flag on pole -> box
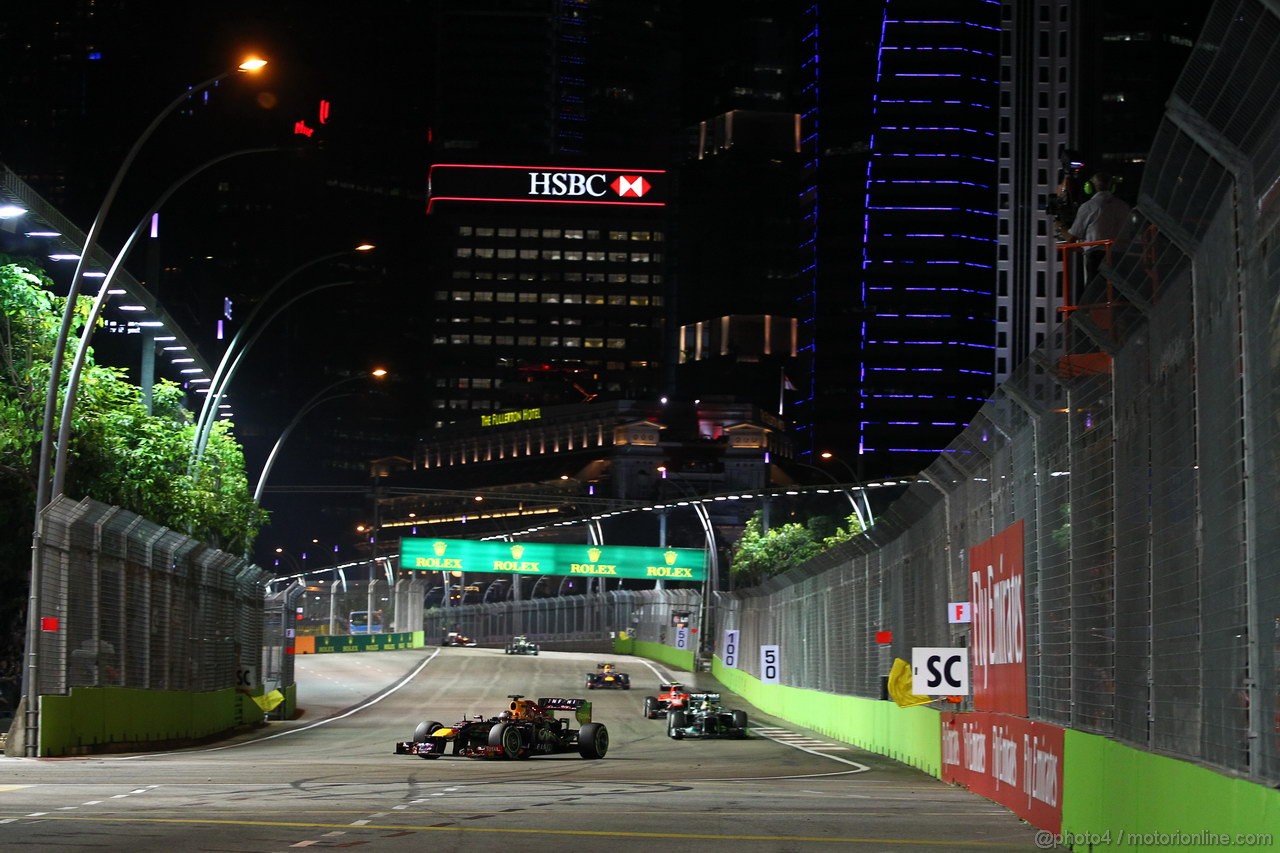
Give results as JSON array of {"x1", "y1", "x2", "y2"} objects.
[
  {"x1": 778, "y1": 368, "x2": 797, "y2": 415},
  {"x1": 887, "y1": 657, "x2": 934, "y2": 708}
]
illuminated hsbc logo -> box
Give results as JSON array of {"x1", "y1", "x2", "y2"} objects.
[
  {"x1": 527, "y1": 172, "x2": 652, "y2": 199},
  {"x1": 426, "y1": 163, "x2": 665, "y2": 212}
]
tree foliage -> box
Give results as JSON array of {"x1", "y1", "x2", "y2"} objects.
[
  {"x1": 729, "y1": 508, "x2": 865, "y2": 587},
  {"x1": 0, "y1": 256, "x2": 267, "y2": 555}
]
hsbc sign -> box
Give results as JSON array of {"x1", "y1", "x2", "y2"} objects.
[
  {"x1": 527, "y1": 172, "x2": 652, "y2": 199},
  {"x1": 428, "y1": 163, "x2": 665, "y2": 212}
]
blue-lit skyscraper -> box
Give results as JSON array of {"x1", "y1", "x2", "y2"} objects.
[{"x1": 794, "y1": 2, "x2": 1000, "y2": 478}]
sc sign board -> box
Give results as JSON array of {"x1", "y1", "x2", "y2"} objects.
[{"x1": 911, "y1": 647, "x2": 969, "y2": 696}]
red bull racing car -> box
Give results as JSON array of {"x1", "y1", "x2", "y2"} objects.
[
  {"x1": 585, "y1": 662, "x2": 631, "y2": 690},
  {"x1": 395, "y1": 695, "x2": 609, "y2": 760},
  {"x1": 666, "y1": 692, "x2": 748, "y2": 739},
  {"x1": 643, "y1": 681, "x2": 692, "y2": 718}
]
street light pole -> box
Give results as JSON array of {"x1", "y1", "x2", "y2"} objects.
[
  {"x1": 34, "y1": 57, "x2": 267, "y2": 514},
  {"x1": 50, "y1": 145, "x2": 280, "y2": 500},
  {"x1": 819, "y1": 451, "x2": 874, "y2": 529},
  {"x1": 251, "y1": 369, "x2": 388, "y2": 505},
  {"x1": 24, "y1": 56, "x2": 268, "y2": 758},
  {"x1": 190, "y1": 245, "x2": 374, "y2": 473}
]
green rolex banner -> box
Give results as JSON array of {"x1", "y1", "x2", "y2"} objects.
[{"x1": 400, "y1": 538, "x2": 706, "y2": 582}]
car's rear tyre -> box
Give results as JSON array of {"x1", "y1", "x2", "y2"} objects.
[
  {"x1": 667, "y1": 710, "x2": 686, "y2": 739},
  {"x1": 732, "y1": 710, "x2": 748, "y2": 730},
  {"x1": 488, "y1": 722, "x2": 523, "y2": 759},
  {"x1": 578, "y1": 722, "x2": 609, "y2": 759},
  {"x1": 643, "y1": 696, "x2": 656, "y2": 718}
]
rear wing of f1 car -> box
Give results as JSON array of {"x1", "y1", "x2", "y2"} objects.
[
  {"x1": 538, "y1": 697, "x2": 593, "y2": 725},
  {"x1": 687, "y1": 692, "x2": 722, "y2": 703}
]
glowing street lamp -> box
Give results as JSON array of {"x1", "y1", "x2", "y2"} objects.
[{"x1": 25, "y1": 55, "x2": 267, "y2": 758}]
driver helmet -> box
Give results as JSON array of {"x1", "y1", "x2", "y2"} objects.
[{"x1": 499, "y1": 710, "x2": 512, "y2": 720}]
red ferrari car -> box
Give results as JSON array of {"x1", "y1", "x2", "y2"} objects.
[{"x1": 643, "y1": 681, "x2": 691, "y2": 718}]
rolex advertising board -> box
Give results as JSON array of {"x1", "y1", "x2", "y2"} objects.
[{"x1": 400, "y1": 538, "x2": 705, "y2": 582}]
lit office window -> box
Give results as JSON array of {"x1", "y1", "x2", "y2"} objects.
[
  {"x1": 541, "y1": 336, "x2": 561, "y2": 346},
  {"x1": 542, "y1": 249, "x2": 561, "y2": 260},
  {"x1": 519, "y1": 293, "x2": 537, "y2": 303},
  {"x1": 628, "y1": 295, "x2": 650, "y2": 306},
  {"x1": 497, "y1": 292, "x2": 515, "y2": 302},
  {"x1": 565, "y1": 229, "x2": 584, "y2": 239},
  {"x1": 520, "y1": 228, "x2": 539, "y2": 238},
  {"x1": 451, "y1": 291, "x2": 470, "y2": 301},
  {"x1": 564, "y1": 250, "x2": 584, "y2": 261},
  {"x1": 586, "y1": 251, "x2": 605, "y2": 262},
  {"x1": 609, "y1": 273, "x2": 628, "y2": 284},
  {"x1": 476, "y1": 227, "x2": 494, "y2": 237},
  {"x1": 630, "y1": 231, "x2": 651, "y2": 241},
  {"x1": 608, "y1": 252, "x2": 627, "y2": 262},
  {"x1": 631, "y1": 253, "x2": 651, "y2": 263},
  {"x1": 452, "y1": 270, "x2": 471, "y2": 279},
  {"x1": 562, "y1": 293, "x2": 582, "y2": 304},
  {"x1": 563, "y1": 337, "x2": 581, "y2": 347},
  {"x1": 458, "y1": 226, "x2": 473, "y2": 236},
  {"x1": 518, "y1": 335, "x2": 537, "y2": 346},
  {"x1": 607, "y1": 338, "x2": 625, "y2": 349},
  {"x1": 584, "y1": 338, "x2": 604, "y2": 348},
  {"x1": 450, "y1": 334, "x2": 469, "y2": 344},
  {"x1": 541, "y1": 293, "x2": 560, "y2": 303},
  {"x1": 475, "y1": 247, "x2": 495, "y2": 259},
  {"x1": 609, "y1": 231, "x2": 628, "y2": 241},
  {"x1": 542, "y1": 229, "x2": 562, "y2": 238},
  {"x1": 456, "y1": 248, "x2": 473, "y2": 258},
  {"x1": 518, "y1": 249, "x2": 537, "y2": 260},
  {"x1": 586, "y1": 294, "x2": 605, "y2": 305},
  {"x1": 498, "y1": 228, "x2": 517, "y2": 238},
  {"x1": 608, "y1": 295, "x2": 626, "y2": 305}
]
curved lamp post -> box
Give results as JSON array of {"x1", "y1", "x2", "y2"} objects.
[
  {"x1": 50, "y1": 145, "x2": 280, "y2": 499},
  {"x1": 190, "y1": 246, "x2": 375, "y2": 473},
  {"x1": 252, "y1": 368, "x2": 388, "y2": 504},
  {"x1": 819, "y1": 451, "x2": 874, "y2": 529},
  {"x1": 657, "y1": 465, "x2": 720, "y2": 660},
  {"x1": 34, "y1": 56, "x2": 267, "y2": 513},
  {"x1": 25, "y1": 55, "x2": 267, "y2": 759}
]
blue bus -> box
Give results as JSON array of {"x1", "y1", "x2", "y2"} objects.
[{"x1": 348, "y1": 610, "x2": 382, "y2": 634}]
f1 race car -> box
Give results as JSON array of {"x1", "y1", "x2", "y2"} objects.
[
  {"x1": 395, "y1": 695, "x2": 609, "y2": 760},
  {"x1": 441, "y1": 631, "x2": 478, "y2": 647},
  {"x1": 666, "y1": 692, "x2": 748, "y2": 739},
  {"x1": 585, "y1": 662, "x2": 631, "y2": 690},
  {"x1": 504, "y1": 635, "x2": 540, "y2": 655},
  {"x1": 643, "y1": 681, "x2": 692, "y2": 718}
]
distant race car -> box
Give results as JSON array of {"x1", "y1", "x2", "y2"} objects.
[
  {"x1": 395, "y1": 694, "x2": 609, "y2": 760},
  {"x1": 504, "y1": 635, "x2": 540, "y2": 655},
  {"x1": 666, "y1": 692, "x2": 748, "y2": 739},
  {"x1": 441, "y1": 631, "x2": 478, "y2": 647},
  {"x1": 643, "y1": 681, "x2": 692, "y2": 718},
  {"x1": 585, "y1": 662, "x2": 631, "y2": 690}
]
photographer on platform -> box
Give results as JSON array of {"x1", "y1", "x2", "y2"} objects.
[{"x1": 1057, "y1": 171, "x2": 1132, "y2": 285}]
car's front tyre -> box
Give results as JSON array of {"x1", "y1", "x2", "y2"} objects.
[{"x1": 488, "y1": 723, "x2": 524, "y2": 759}]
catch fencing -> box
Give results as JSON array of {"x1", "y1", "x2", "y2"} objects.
[
  {"x1": 417, "y1": 587, "x2": 701, "y2": 648},
  {"x1": 30, "y1": 495, "x2": 269, "y2": 697},
  {"x1": 718, "y1": 0, "x2": 1280, "y2": 786}
]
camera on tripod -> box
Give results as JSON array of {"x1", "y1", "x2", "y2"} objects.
[{"x1": 1045, "y1": 149, "x2": 1086, "y2": 227}]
